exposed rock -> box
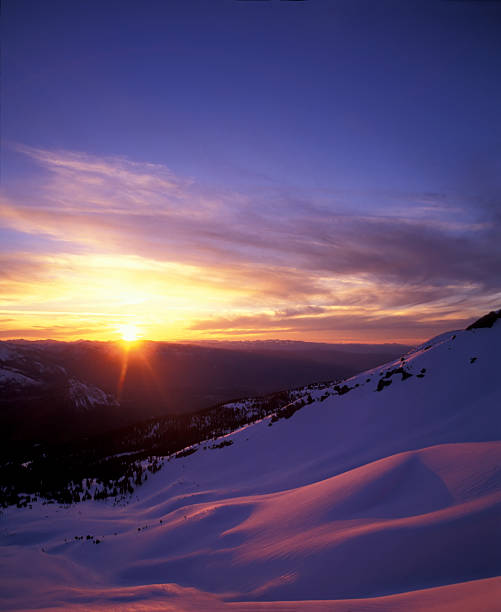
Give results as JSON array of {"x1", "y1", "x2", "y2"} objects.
[{"x1": 466, "y1": 310, "x2": 501, "y2": 330}]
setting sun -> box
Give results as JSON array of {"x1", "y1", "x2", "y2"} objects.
[{"x1": 118, "y1": 324, "x2": 140, "y2": 342}]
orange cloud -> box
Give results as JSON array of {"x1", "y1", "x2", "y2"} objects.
[{"x1": 1, "y1": 147, "x2": 499, "y2": 342}]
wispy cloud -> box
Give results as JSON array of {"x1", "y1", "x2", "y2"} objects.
[{"x1": 0, "y1": 146, "x2": 499, "y2": 342}]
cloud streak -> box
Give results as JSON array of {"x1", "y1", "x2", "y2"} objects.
[{"x1": 0, "y1": 146, "x2": 499, "y2": 342}]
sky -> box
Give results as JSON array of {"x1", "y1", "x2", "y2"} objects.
[{"x1": 1, "y1": 0, "x2": 500, "y2": 344}]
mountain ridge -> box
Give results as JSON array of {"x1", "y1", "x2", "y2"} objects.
[{"x1": 0, "y1": 338, "x2": 412, "y2": 442}]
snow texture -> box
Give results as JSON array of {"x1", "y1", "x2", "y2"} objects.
[
  {"x1": 0, "y1": 343, "x2": 117, "y2": 412},
  {"x1": 0, "y1": 367, "x2": 39, "y2": 387},
  {"x1": 67, "y1": 378, "x2": 118, "y2": 411},
  {"x1": 1, "y1": 322, "x2": 501, "y2": 610}
]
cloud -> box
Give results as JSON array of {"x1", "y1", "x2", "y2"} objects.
[
  {"x1": 188, "y1": 309, "x2": 474, "y2": 343},
  {"x1": 0, "y1": 326, "x2": 102, "y2": 340},
  {"x1": 0, "y1": 146, "x2": 499, "y2": 341}
]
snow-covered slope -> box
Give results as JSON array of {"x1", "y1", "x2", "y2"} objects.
[
  {"x1": 0, "y1": 342, "x2": 118, "y2": 442},
  {"x1": 1, "y1": 319, "x2": 501, "y2": 610},
  {"x1": 66, "y1": 377, "x2": 118, "y2": 412}
]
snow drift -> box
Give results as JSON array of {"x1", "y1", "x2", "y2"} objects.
[{"x1": 1, "y1": 317, "x2": 501, "y2": 610}]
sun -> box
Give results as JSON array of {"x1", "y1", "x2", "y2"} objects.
[{"x1": 118, "y1": 324, "x2": 140, "y2": 342}]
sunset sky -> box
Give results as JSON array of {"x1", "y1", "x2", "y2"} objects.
[{"x1": 1, "y1": 0, "x2": 500, "y2": 343}]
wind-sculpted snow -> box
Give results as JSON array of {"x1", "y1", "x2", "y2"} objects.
[{"x1": 1, "y1": 320, "x2": 501, "y2": 610}]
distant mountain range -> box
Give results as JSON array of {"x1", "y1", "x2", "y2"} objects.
[{"x1": 0, "y1": 338, "x2": 410, "y2": 441}]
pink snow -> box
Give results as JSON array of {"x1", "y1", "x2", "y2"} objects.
[{"x1": 1, "y1": 323, "x2": 500, "y2": 610}]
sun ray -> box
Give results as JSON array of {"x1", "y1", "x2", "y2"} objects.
[{"x1": 116, "y1": 344, "x2": 131, "y2": 400}]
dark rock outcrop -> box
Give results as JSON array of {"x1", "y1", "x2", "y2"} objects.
[{"x1": 466, "y1": 310, "x2": 501, "y2": 330}]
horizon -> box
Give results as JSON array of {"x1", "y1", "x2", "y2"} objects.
[
  {"x1": 1, "y1": 0, "x2": 500, "y2": 344},
  {"x1": 0, "y1": 335, "x2": 416, "y2": 347}
]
